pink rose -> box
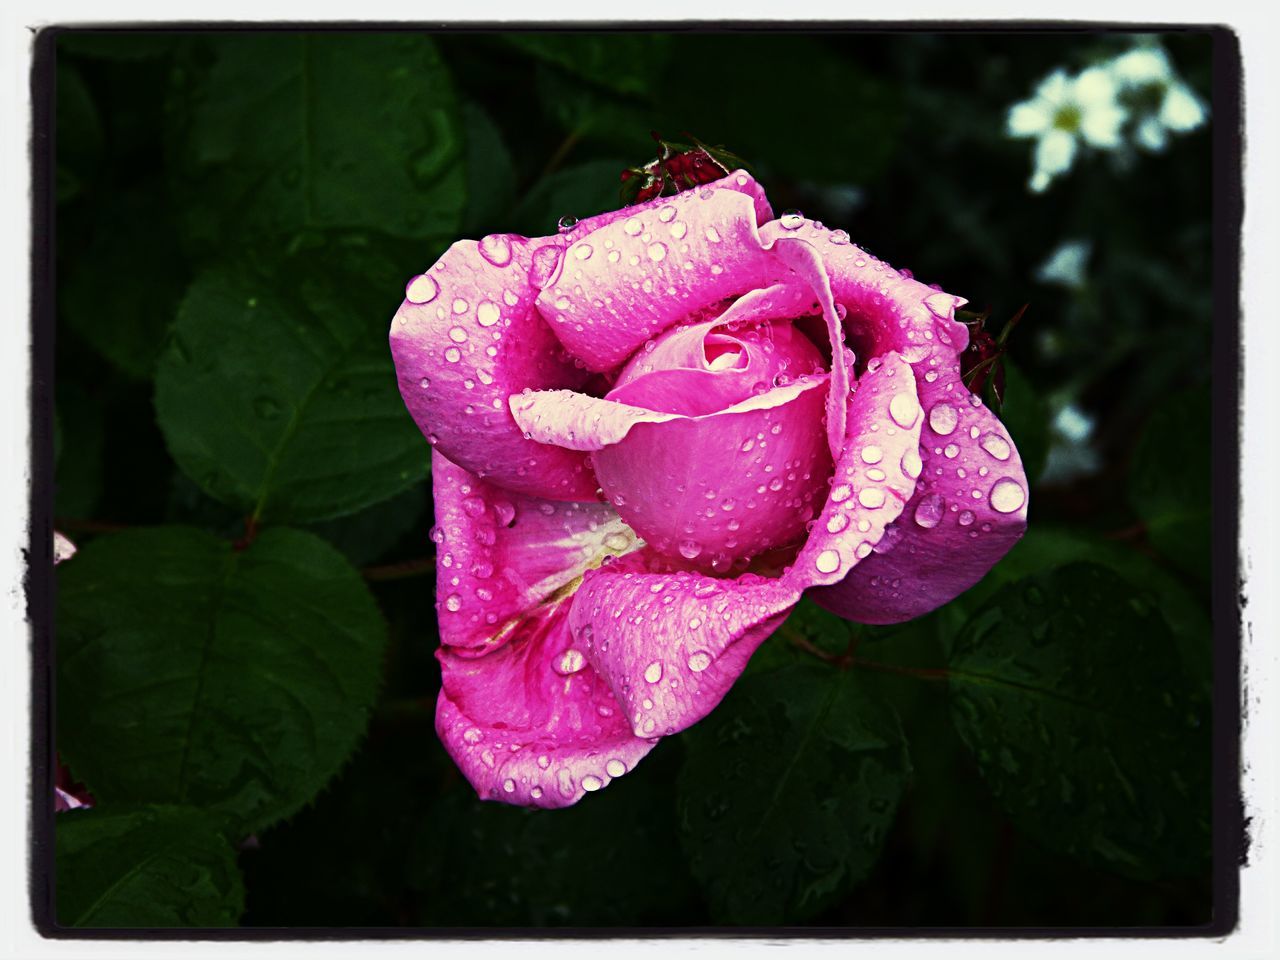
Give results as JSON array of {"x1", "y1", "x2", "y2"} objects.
[{"x1": 390, "y1": 171, "x2": 1027, "y2": 808}]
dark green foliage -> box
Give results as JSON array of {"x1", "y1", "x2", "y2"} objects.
[
  {"x1": 56, "y1": 805, "x2": 245, "y2": 927},
  {"x1": 57, "y1": 527, "x2": 388, "y2": 832},
  {"x1": 949, "y1": 563, "x2": 1211, "y2": 880},
  {"x1": 49, "y1": 28, "x2": 1218, "y2": 930},
  {"x1": 678, "y1": 665, "x2": 911, "y2": 923}
]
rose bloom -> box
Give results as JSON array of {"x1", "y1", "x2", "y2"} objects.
[{"x1": 390, "y1": 171, "x2": 1027, "y2": 807}]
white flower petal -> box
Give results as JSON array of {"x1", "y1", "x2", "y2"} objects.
[
  {"x1": 1073, "y1": 66, "x2": 1119, "y2": 107},
  {"x1": 1080, "y1": 103, "x2": 1128, "y2": 148},
  {"x1": 1034, "y1": 69, "x2": 1072, "y2": 106},
  {"x1": 1136, "y1": 115, "x2": 1169, "y2": 151},
  {"x1": 1007, "y1": 101, "x2": 1053, "y2": 137},
  {"x1": 1029, "y1": 170, "x2": 1052, "y2": 193},
  {"x1": 1035, "y1": 240, "x2": 1091, "y2": 289},
  {"x1": 1035, "y1": 128, "x2": 1077, "y2": 177},
  {"x1": 1111, "y1": 46, "x2": 1172, "y2": 87},
  {"x1": 1160, "y1": 83, "x2": 1206, "y2": 132}
]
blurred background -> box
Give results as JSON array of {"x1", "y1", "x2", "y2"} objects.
[{"x1": 50, "y1": 29, "x2": 1218, "y2": 929}]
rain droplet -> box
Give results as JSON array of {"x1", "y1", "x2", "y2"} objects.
[
  {"x1": 860, "y1": 445, "x2": 884, "y2": 464},
  {"x1": 779, "y1": 210, "x2": 804, "y2": 230},
  {"x1": 958, "y1": 509, "x2": 976, "y2": 526},
  {"x1": 648, "y1": 242, "x2": 667, "y2": 262},
  {"x1": 405, "y1": 274, "x2": 439, "y2": 304},
  {"x1": 980, "y1": 433, "x2": 1012, "y2": 461},
  {"x1": 581, "y1": 775, "x2": 603, "y2": 792},
  {"x1": 815, "y1": 549, "x2": 841, "y2": 574},
  {"x1": 479, "y1": 234, "x2": 513, "y2": 266},
  {"x1": 623, "y1": 217, "x2": 643, "y2": 236},
  {"x1": 859, "y1": 488, "x2": 886, "y2": 509},
  {"x1": 704, "y1": 226, "x2": 722, "y2": 243},
  {"x1": 658, "y1": 205, "x2": 677, "y2": 223},
  {"x1": 419, "y1": 376, "x2": 431, "y2": 389},
  {"x1": 687, "y1": 651, "x2": 712, "y2": 672},
  {"x1": 530, "y1": 245, "x2": 564, "y2": 287},
  {"x1": 603, "y1": 531, "x2": 631, "y2": 552},
  {"x1": 889, "y1": 392, "x2": 920, "y2": 428},
  {"x1": 503, "y1": 778, "x2": 516, "y2": 793},
  {"x1": 829, "y1": 229, "x2": 850, "y2": 245},
  {"x1": 989, "y1": 478, "x2": 1026, "y2": 514},
  {"x1": 901, "y1": 446, "x2": 923, "y2": 479},
  {"x1": 557, "y1": 214, "x2": 578, "y2": 231},
  {"x1": 644, "y1": 661, "x2": 663, "y2": 683},
  {"x1": 444, "y1": 346, "x2": 461, "y2": 363},
  {"x1": 929, "y1": 402, "x2": 958, "y2": 436},
  {"x1": 476, "y1": 301, "x2": 501, "y2": 327},
  {"x1": 452, "y1": 297, "x2": 468, "y2": 314},
  {"x1": 573, "y1": 243, "x2": 593, "y2": 260},
  {"x1": 943, "y1": 443, "x2": 960, "y2": 459},
  {"x1": 444, "y1": 593, "x2": 462, "y2": 612},
  {"x1": 555, "y1": 649, "x2": 587, "y2": 675},
  {"x1": 827, "y1": 513, "x2": 849, "y2": 533},
  {"x1": 831, "y1": 484, "x2": 853, "y2": 503},
  {"x1": 669, "y1": 221, "x2": 688, "y2": 240},
  {"x1": 606, "y1": 759, "x2": 627, "y2": 777},
  {"x1": 678, "y1": 538, "x2": 702, "y2": 559},
  {"x1": 448, "y1": 326, "x2": 468, "y2": 343},
  {"x1": 914, "y1": 493, "x2": 944, "y2": 529}
]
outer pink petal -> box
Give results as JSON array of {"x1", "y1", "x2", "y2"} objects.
[
  {"x1": 436, "y1": 599, "x2": 656, "y2": 809},
  {"x1": 534, "y1": 185, "x2": 788, "y2": 371},
  {"x1": 431, "y1": 451, "x2": 639, "y2": 656},
  {"x1": 390, "y1": 237, "x2": 598, "y2": 501},
  {"x1": 784, "y1": 351, "x2": 924, "y2": 591},
  {"x1": 567, "y1": 554, "x2": 800, "y2": 737},
  {"x1": 760, "y1": 220, "x2": 1029, "y2": 622}
]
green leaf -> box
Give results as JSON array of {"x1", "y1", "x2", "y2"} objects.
[
  {"x1": 59, "y1": 187, "x2": 190, "y2": 380},
  {"x1": 996, "y1": 357, "x2": 1049, "y2": 485},
  {"x1": 54, "y1": 380, "x2": 105, "y2": 520},
  {"x1": 510, "y1": 158, "x2": 632, "y2": 237},
  {"x1": 170, "y1": 33, "x2": 465, "y2": 252},
  {"x1": 460, "y1": 101, "x2": 516, "y2": 235},
  {"x1": 57, "y1": 526, "x2": 387, "y2": 831},
  {"x1": 1127, "y1": 387, "x2": 1210, "y2": 582},
  {"x1": 409, "y1": 747, "x2": 698, "y2": 926},
  {"x1": 949, "y1": 562, "x2": 1210, "y2": 880},
  {"x1": 504, "y1": 33, "x2": 671, "y2": 98},
  {"x1": 57, "y1": 31, "x2": 181, "y2": 61},
  {"x1": 678, "y1": 664, "x2": 910, "y2": 924},
  {"x1": 56, "y1": 805, "x2": 244, "y2": 927},
  {"x1": 305, "y1": 482, "x2": 427, "y2": 567},
  {"x1": 154, "y1": 261, "x2": 429, "y2": 524},
  {"x1": 55, "y1": 60, "x2": 103, "y2": 205}
]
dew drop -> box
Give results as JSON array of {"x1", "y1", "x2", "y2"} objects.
[
  {"x1": 405, "y1": 274, "x2": 439, "y2": 304},
  {"x1": 687, "y1": 651, "x2": 712, "y2": 672},
  {"x1": 913, "y1": 493, "x2": 944, "y2": 529},
  {"x1": 648, "y1": 242, "x2": 668, "y2": 262},
  {"x1": 644, "y1": 661, "x2": 663, "y2": 684},
  {"x1": 606, "y1": 759, "x2": 627, "y2": 777},
  {"x1": 452, "y1": 297, "x2": 469, "y2": 315},
  {"x1": 901, "y1": 446, "x2": 923, "y2": 479},
  {"x1": 479, "y1": 234, "x2": 513, "y2": 266},
  {"x1": 448, "y1": 326, "x2": 468, "y2": 343},
  {"x1": 944, "y1": 443, "x2": 960, "y2": 459},
  {"x1": 444, "y1": 593, "x2": 462, "y2": 612},
  {"x1": 929, "y1": 402, "x2": 958, "y2": 436},
  {"x1": 658, "y1": 205, "x2": 677, "y2": 223},
  {"x1": 860, "y1": 445, "x2": 884, "y2": 465},
  {"x1": 678, "y1": 538, "x2": 702, "y2": 559},
  {"x1": 444, "y1": 346, "x2": 461, "y2": 363},
  {"x1": 503, "y1": 778, "x2": 516, "y2": 793},
  {"x1": 623, "y1": 217, "x2": 643, "y2": 236},
  {"x1": 815, "y1": 549, "x2": 841, "y2": 574},
  {"x1": 581, "y1": 775, "x2": 603, "y2": 792},
  {"x1": 831, "y1": 483, "x2": 853, "y2": 503},
  {"x1": 779, "y1": 210, "x2": 804, "y2": 230},
  {"x1": 980, "y1": 433, "x2": 1012, "y2": 461},
  {"x1": 827, "y1": 513, "x2": 849, "y2": 533},
  {"x1": 669, "y1": 221, "x2": 688, "y2": 240},
  {"x1": 555, "y1": 649, "x2": 587, "y2": 675},
  {"x1": 989, "y1": 478, "x2": 1026, "y2": 514},
  {"x1": 958, "y1": 509, "x2": 976, "y2": 526},
  {"x1": 476, "y1": 301, "x2": 501, "y2": 327},
  {"x1": 573, "y1": 243, "x2": 593, "y2": 261},
  {"x1": 889, "y1": 392, "x2": 920, "y2": 428},
  {"x1": 859, "y1": 488, "x2": 886, "y2": 509}
]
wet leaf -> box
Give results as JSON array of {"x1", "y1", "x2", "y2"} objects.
[
  {"x1": 56, "y1": 804, "x2": 243, "y2": 927},
  {"x1": 949, "y1": 562, "x2": 1210, "y2": 880},
  {"x1": 57, "y1": 526, "x2": 387, "y2": 831},
  {"x1": 678, "y1": 664, "x2": 910, "y2": 923}
]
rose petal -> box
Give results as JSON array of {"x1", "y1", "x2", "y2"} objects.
[
  {"x1": 436, "y1": 600, "x2": 656, "y2": 808},
  {"x1": 785, "y1": 351, "x2": 923, "y2": 590},
  {"x1": 54, "y1": 531, "x2": 77, "y2": 564},
  {"x1": 568, "y1": 554, "x2": 800, "y2": 737},
  {"x1": 431, "y1": 451, "x2": 640, "y2": 656},
  {"x1": 391, "y1": 237, "x2": 598, "y2": 501},
  {"x1": 535, "y1": 186, "x2": 789, "y2": 371},
  {"x1": 811, "y1": 391, "x2": 1028, "y2": 623}
]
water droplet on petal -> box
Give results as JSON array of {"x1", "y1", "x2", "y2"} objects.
[
  {"x1": 831, "y1": 483, "x2": 853, "y2": 503},
  {"x1": 678, "y1": 538, "x2": 702, "y2": 559},
  {"x1": 573, "y1": 243, "x2": 593, "y2": 261},
  {"x1": 623, "y1": 217, "x2": 643, "y2": 236},
  {"x1": 448, "y1": 326, "x2": 468, "y2": 343},
  {"x1": 581, "y1": 774, "x2": 603, "y2": 792},
  {"x1": 503, "y1": 778, "x2": 516, "y2": 793},
  {"x1": 658, "y1": 204, "x2": 677, "y2": 222},
  {"x1": 779, "y1": 210, "x2": 804, "y2": 230},
  {"x1": 704, "y1": 226, "x2": 722, "y2": 243},
  {"x1": 648, "y1": 242, "x2": 667, "y2": 262},
  {"x1": 555, "y1": 649, "x2": 587, "y2": 675},
  {"x1": 815, "y1": 549, "x2": 841, "y2": 573},
  {"x1": 929, "y1": 402, "x2": 958, "y2": 436},
  {"x1": 606, "y1": 759, "x2": 627, "y2": 777},
  {"x1": 958, "y1": 509, "x2": 976, "y2": 526},
  {"x1": 479, "y1": 234, "x2": 513, "y2": 266},
  {"x1": 444, "y1": 593, "x2": 462, "y2": 612},
  {"x1": 924, "y1": 292, "x2": 955, "y2": 318},
  {"x1": 901, "y1": 446, "x2": 923, "y2": 479},
  {"x1": 861, "y1": 445, "x2": 884, "y2": 464},
  {"x1": 980, "y1": 433, "x2": 1012, "y2": 461},
  {"x1": 859, "y1": 488, "x2": 886, "y2": 509},
  {"x1": 405, "y1": 274, "x2": 439, "y2": 304},
  {"x1": 687, "y1": 651, "x2": 712, "y2": 672},
  {"x1": 444, "y1": 346, "x2": 461, "y2": 363},
  {"x1": 644, "y1": 661, "x2": 663, "y2": 684},
  {"x1": 452, "y1": 297, "x2": 469, "y2": 315},
  {"x1": 990, "y1": 477, "x2": 1026, "y2": 514},
  {"x1": 889, "y1": 392, "x2": 920, "y2": 428},
  {"x1": 914, "y1": 493, "x2": 944, "y2": 529},
  {"x1": 476, "y1": 301, "x2": 501, "y2": 327},
  {"x1": 827, "y1": 513, "x2": 849, "y2": 533}
]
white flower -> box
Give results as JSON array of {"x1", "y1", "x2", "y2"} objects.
[
  {"x1": 1160, "y1": 82, "x2": 1207, "y2": 132},
  {"x1": 1036, "y1": 240, "x2": 1091, "y2": 289},
  {"x1": 1007, "y1": 66, "x2": 1127, "y2": 192},
  {"x1": 1110, "y1": 45, "x2": 1173, "y2": 88}
]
